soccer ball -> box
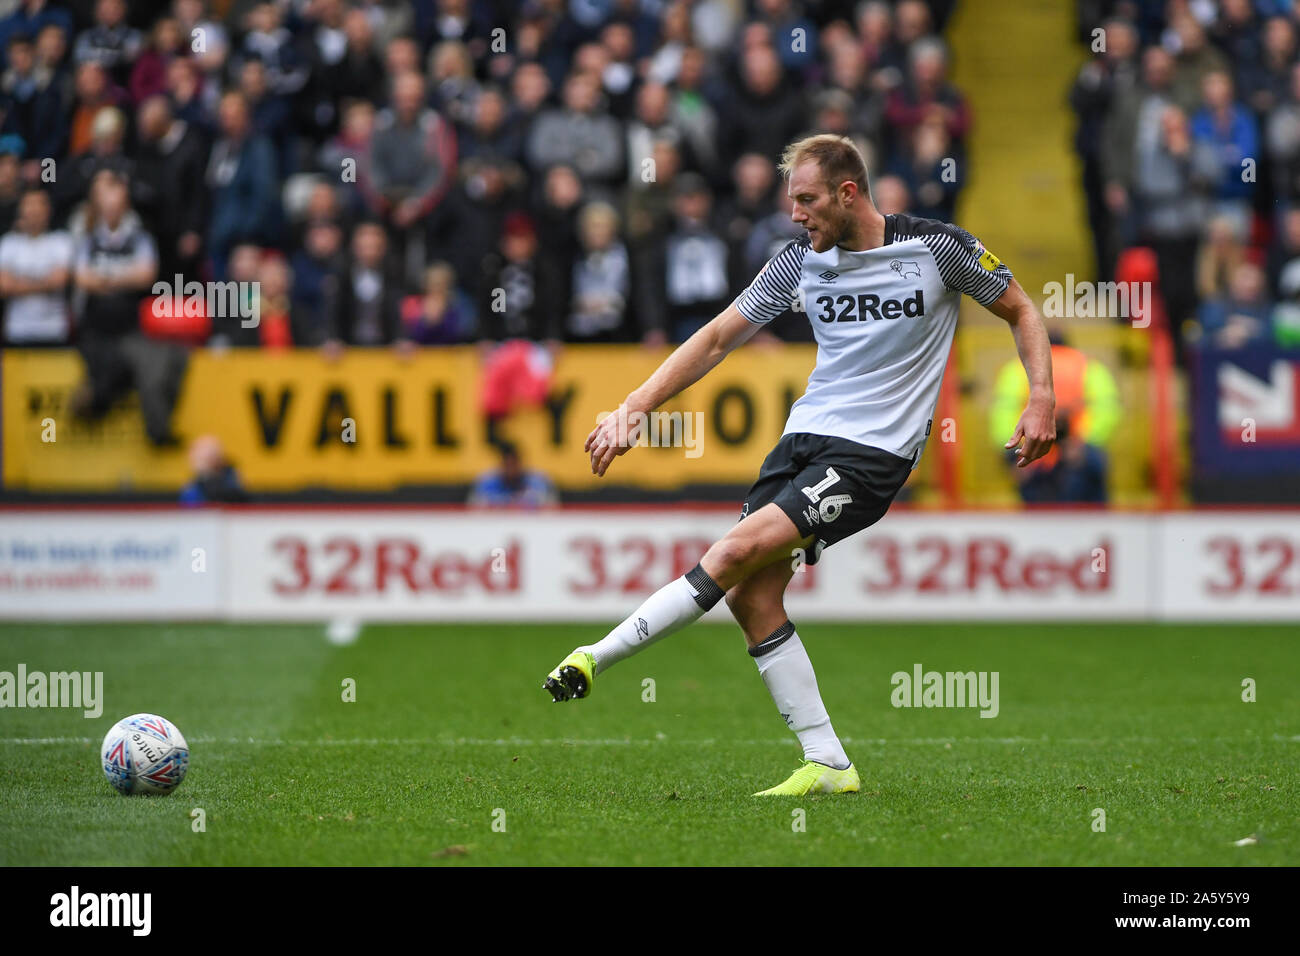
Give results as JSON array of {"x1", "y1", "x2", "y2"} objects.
[{"x1": 101, "y1": 714, "x2": 190, "y2": 796}]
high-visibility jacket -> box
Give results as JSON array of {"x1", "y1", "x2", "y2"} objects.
[{"x1": 990, "y1": 345, "x2": 1122, "y2": 451}]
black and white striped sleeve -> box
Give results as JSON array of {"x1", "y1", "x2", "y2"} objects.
[
  {"x1": 732, "y1": 237, "x2": 809, "y2": 324},
  {"x1": 920, "y1": 225, "x2": 1013, "y2": 305}
]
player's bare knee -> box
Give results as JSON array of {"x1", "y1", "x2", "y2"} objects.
[{"x1": 703, "y1": 534, "x2": 760, "y2": 582}]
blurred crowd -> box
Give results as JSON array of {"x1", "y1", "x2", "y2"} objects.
[
  {"x1": 1073, "y1": 0, "x2": 1300, "y2": 351},
  {"x1": 0, "y1": 0, "x2": 967, "y2": 364}
]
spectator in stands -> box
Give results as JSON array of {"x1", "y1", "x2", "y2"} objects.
[
  {"x1": 428, "y1": 40, "x2": 478, "y2": 131},
  {"x1": 73, "y1": 0, "x2": 142, "y2": 88},
  {"x1": 401, "y1": 260, "x2": 475, "y2": 345},
  {"x1": 253, "y1": 253, "x2": 294, "y2": 348},
  {"x1": 70, "y1": 168, "x2": 185, "y2": 445},
  {"x1": 301, "y1": 2, "x2": 383, "y2": 144},
  {"x1": 883, "y1": 37, "x2": 969, "y2": 164},
  {"x1": 298, "y1": 1, "x2": 347, "y2": 135},
  {"x1": 365, "y1": 70, "x2": 456, "y2": 287},
  {"x1": 320, "y1": 96, "x2": 373, "y2": 221},
  {"x1": 824, "y1": 28, "x2": 887, "y2": 142},
  {"x1": 854, "y1": 0, "x2": 906, "y2": 91},
  {"x1": 1197, "y1": 260, "x2": 1273, "y2": 349},
  {"x1": 1212, "y1": 0, "x2": 1261, "y2": 105},
  {"x1": 2, "y1": 30, "x2": 64, "y2": 163},
  {"x1": 595, "y1": 21, "x2": 639, "y2": 121},
  {"x1": 531, "y1": 160, "x2": 581, "y2": 324},
  {"x1": 329, "y1": 219, "x2": 402, "y2": 348},
  {"x1": 129, "y1": 15, "x2": 181, "y2": 105},
  {"x1": 235, "y1": 1, "x2": 307, "y2": 100},
  {"x1": 1166, "y1": 13, "x2": 1229, "y2": 112},
  {"x1": 428, "y1": 153, "x2": 520, "y2": 304},
  {"x1": 718, "y1": 152, "x2": 777, "y2": 290},
  {"x1": 206, "y1": 89, "x2": 280, "y2": 280},
  {"x1": 0, "y1": 186, "x2": 73, "y2": 344},
  {"x1": 1101, "y1": 47, "x2": 1193, "y2": 241},
  {"x1": 457, "y1": 84, "x2": 523, "y2": 168},
  {"x1": 382, "y1": 32, "x2": 419, "y2": 80},
  {"x1": 527, "y1": 69, "x2": 623, "y2": 191},
  {"x1": 640, "y1": 171, "x2": 731, "y2": 343},
  {"x1": 991, "y1": 329, "x2": 1122, "y2": 504},
  {"x1": 1196, "y1": 214, "x2": 1248, "y2": 305},
  {"x1": 67, "y1": 61, "x2": 125, "y2": 157},
  {"x1": 289, "y1": 218, "x2": 344, "y2": 346},
  {"x1": 623, "y1": 135, "x2": 680, "y2": 252},
  {"x1": 355, "y1": 0, "x2": 413, "y2": 54},
  {"x1": 236, "y1": 56, "x2": 291, "y2": 179},
  {"x1": 626, "y1": 80, "x2": 695, "y2": 192},
  {"x1": 1245, "y1": 15, "x2": 1294, "y2": 115},
  {"x1": 809, "y1": 87, "x2": 857, "y2": 140},
  {"x1": 1133, "y1": 105, "x2": 1218, "y2": 332},
  {"x1": 0, "y1": 1, "x2": 74, "y2": 73},
  {"x1": 33, "y1": 22, "x2": 72, "y2": 122},
  {"x1": 208, "y1": 241, "x2": 260, "y2": 346},
  {"x1": 753, "y1": 0, "x2": 818, "y2": 77},
  {"x1": 1070, "y1": 16, "x2": 1140, "y2": 280},
  {"x1": 744, "y1": 182, "x2": 802, "y2": 279},
  {"x1": 566, "y1": 200, "x2": 631, "y2": 343},
  {"x1": 1265, "y1": 62, "x2": 1300, "y2": 206},
  {"x1": 180, "y1": 434, "x2": 248, "y2": 505},
  {"x1": 508, "y1": 59, "x2": 551, "y2": 136},
  {"x1": 723, "y1": 43, "x2": 805, "y2": 170},
  {"x1": 872, "y1": 172, "x2": 911, "y2": 215},
  {"x1": 163, "y1": 55, "x2": 205, "y2": 132},
  {"x1": 134, "y1": 95, "x2": 207, "y2": 280},
  {"x1": 0, "y1": 136, "x2": 21, "y2": 235},
  {"x1": 890, "y1": 112, "x2": 960, "y2": 221},
  {"x1": 894, "y1": 0, "x2": 934, "y2": 52},
  {"x1": 644, "y1": 0, "x2": 692, "y2": 86},
  {"x1": 669, "y1": 44, "x2": 723, "y2": 187},
  {"x1": 172, "y1": 0, "x2": 228, "y2": 80},
  {"x1": 468, "y1": 441, "x2": 558, "y2": 510},
  {"x1": 56, "y1": 105, "x2": 149, "y2": 223},
  {"x1": 1190, "y1": 70, "x2": 1257, "y2": 235},
  {"x1": 478, "y1": 209, "x2": 560, "y2": 342}
]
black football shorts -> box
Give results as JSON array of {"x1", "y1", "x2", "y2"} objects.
[{"x1": 740, "y1": 432, "x2": 914, "y2": 565}]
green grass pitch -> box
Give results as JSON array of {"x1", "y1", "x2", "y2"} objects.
[{"x1": 1, "y1": 621, "x2": 1296, "y2": 866}]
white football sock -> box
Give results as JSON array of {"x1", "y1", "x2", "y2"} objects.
[
  {"x1": 583, "y1": 563, "x2": 724, "y2": 674},
  {"x1": 750, "y1": 623, "x2": 850, "y2": 770}
]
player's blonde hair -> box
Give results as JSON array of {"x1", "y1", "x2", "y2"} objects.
[{"x1": 778, "y1": 134, "x2": 871, "y2": 201}]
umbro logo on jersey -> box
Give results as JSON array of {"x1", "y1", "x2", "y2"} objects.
[
  {"x1": 889, "y1": 259, "x2": 922, "y2": 279},
  {"x1": 819, "y1": 270, "x2": 839, "y2": 282}
]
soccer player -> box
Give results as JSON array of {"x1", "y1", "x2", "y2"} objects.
[{"x1": 544, "y1": 134, "x2": 1056, "y2": 796}]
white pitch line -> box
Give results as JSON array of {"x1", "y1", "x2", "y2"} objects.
[{"x1": 2, "y1": 735, "x2": 1298, "y2": 747}]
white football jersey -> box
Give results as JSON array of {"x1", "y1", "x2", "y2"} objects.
[{"x1": 733, "y1": 213, "x2": 1013, "y2": 464}]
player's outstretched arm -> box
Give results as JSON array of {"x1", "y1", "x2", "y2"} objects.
[
  {"x1": 984, "y1": 278, "x2": 1057, "y2": 467},
  {"x1": 585, "y1": 303, "x2": 760, "y2": 477}
]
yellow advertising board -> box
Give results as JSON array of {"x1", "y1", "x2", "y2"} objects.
[
  {"x1": 3, "y1": 329, "x2": 1169, "y2": 503},
  {"x1": 2, "y1": 346, "x2": 817, "y2": 492}
]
